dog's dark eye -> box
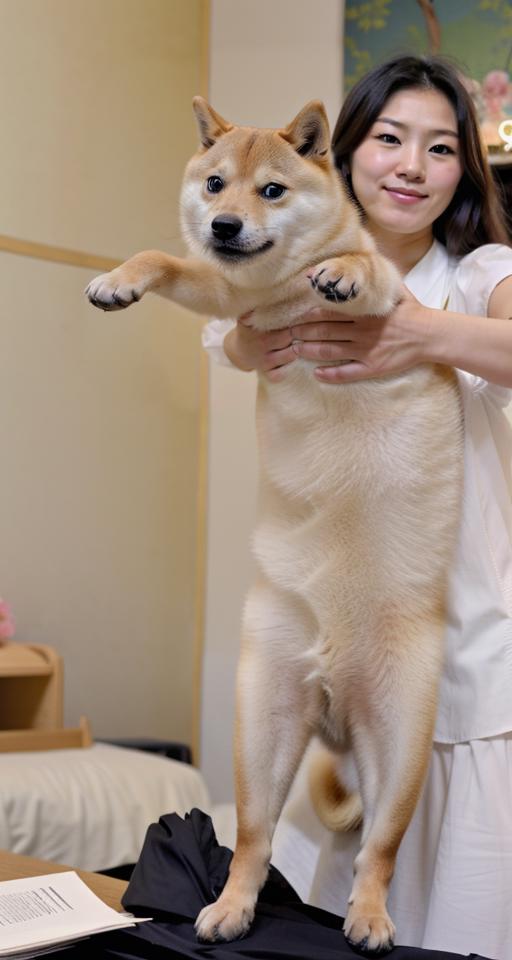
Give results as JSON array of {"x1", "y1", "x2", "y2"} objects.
[
  {"x1": 261, "y1": 182, "x2": 286, "y2": 200},
  {"x1": 207, "y1": 176, "x2": 224, "y2": 193}
]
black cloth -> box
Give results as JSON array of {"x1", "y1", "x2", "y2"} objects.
[{"x1": 68, "y1": 809, "x2": 493, "y2": 960}]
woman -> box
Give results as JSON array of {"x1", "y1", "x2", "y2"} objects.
[{"x1": 203, "y1": 57, "x2": 512, "y2": 959}]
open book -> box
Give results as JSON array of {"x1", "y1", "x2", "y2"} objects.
[{"x1": 0, "y1": 870, "x2": 150, "y2": 958}]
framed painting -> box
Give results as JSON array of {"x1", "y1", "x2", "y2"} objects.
[{"x1": 344, "y1": 0, "x2": 512, "y2": 155}]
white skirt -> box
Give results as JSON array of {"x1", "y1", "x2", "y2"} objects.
[{"x1": 214, "y1": 736, "x2": 512, "y2": 960}]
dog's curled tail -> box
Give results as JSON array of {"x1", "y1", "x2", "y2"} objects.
[{"x1": 309, "y1": 747, "x2": 363, "y2": 832}]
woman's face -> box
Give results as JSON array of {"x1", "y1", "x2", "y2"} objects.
[{"x1": 350, "y1": 87, "x2": 462, "y2": 239}]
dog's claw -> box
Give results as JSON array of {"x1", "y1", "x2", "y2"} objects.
[
  {"x1": 195, "y1": 897, "x2": 254, "y2": 943},
  {"x1": 346, "y1": 934, "x2": 395, "y2": 957},
  {"x1": 112, "y1": 291, "x2": 131, "y2": 307},
  {"x1": 310, "y1": 267, "x2": 327, "y2": 291},
  {"x1": 196, "y1": 924, "x2": 220, "y2": 944}
]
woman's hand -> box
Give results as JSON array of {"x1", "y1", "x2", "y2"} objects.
[
  {"x1": 224, "y1": 318, "x2": 297, "y2": 381},
  {"x1": 290, "y1": 285, "x2": 432, "y2": 383},
  {"x1": 224, "y1": 285, "x2": 432, "y2": 383}
]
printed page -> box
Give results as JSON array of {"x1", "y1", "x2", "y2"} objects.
[{"x1": 0, "y1": 871, "x2": 149, "y2": 956}]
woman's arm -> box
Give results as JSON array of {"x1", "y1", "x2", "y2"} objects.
[
  {"x1": 426, "y1": 275, "x2": 512, "y2": 387},
  {"x1": 291, "y1": 277, "x2": 512, "y2": 388},
  {"x1": 206, "y1": 274, "x2": 512, "y2": 386}
]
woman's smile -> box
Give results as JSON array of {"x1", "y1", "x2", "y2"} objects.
[{"x1": 382, "y1": 185, "x2": 428, "y2": 204}]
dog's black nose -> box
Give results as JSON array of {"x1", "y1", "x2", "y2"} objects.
[{"x1": 211, "y1": 216, "x2": 243, "y2": 241}]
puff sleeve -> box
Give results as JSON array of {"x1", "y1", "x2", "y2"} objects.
[
  {"x1": 449, "y1": 243, "x2": 512, "y2": 319},
  {"x1": 201, "y1": 318, "x2": 236, "y2": 367},
  {"x1": 449, "y1": 244, "x2": 512, "y2": 405}
]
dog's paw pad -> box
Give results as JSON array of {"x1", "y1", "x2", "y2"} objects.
[{"x1": 309, "y1": 261, "x2": 360, "y2": 304}]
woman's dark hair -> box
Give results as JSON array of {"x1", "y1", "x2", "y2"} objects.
[{"x1": 332, "y1": 55, "x2": 509, "y2": 257}]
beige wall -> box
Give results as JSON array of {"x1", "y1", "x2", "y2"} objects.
[
  {"x1": 0, "y1": 0, "x2": 205, "y2": 744},
  {"x1": 202, "y1": 0, "x2": 343, "y2": 802}
]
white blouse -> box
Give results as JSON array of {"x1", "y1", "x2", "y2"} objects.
[
  {"x1": 406, "y1": 241, "x2": 512, "y2": 742},
  {"x1": 202, "y1": 240, "x2": 512, "y2": 743}
]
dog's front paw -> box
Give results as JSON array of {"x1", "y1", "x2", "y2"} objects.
[
  {"x1": 85, "y1": 269, "x2": 146, "y2": 312},
  {"x1": 308, "y1": 258, "x2": 360, "y2": 304},
  {"x1": 195, "y1": 894, "x2": 255, "y2": 943},
  {"x1": 344, "y1": 902, "x2": 396, "y2": 956}
]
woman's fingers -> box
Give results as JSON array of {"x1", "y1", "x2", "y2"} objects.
[
  {"x1": 291, "y1": 339, "x2": 357, "y2": 362},
  {"x1": 262, "y1": 327, "x2": 295, "y2": 351},
  {"x1": 291, "y1": 320, "x2": 354, "y2": 341},
  {"x1": 314, "y1": 361, "x2": 368, "y2": 383},
  {"x1": 263, "y1": 344, "x2": 297, "y2": 372},
  {"x1": 266, "y1": 366, "x2": 290, "y2": 382}
]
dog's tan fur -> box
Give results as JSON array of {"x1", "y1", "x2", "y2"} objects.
[{"x1": 87, "y1": 99, "x2": 463, "y2": 954}]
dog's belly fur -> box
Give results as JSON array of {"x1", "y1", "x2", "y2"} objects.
[{"x1": 251, "y1": 360, "x2": 463, "y2": 742}]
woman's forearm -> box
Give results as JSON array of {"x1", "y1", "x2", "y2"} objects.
[{"x1": 424, "y1": 308, "x2": 512, "y2": 388}]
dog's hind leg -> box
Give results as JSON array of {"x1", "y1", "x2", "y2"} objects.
[
  {"x1": 195, "y1": 580, "x2": 319, "y2": 943},
  {"x1": 343, "y1": 611, "x2": 443, "y2": 956}
]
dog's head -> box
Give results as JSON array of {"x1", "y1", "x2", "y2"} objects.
[{"x1": 180, "y1": 99, "x2": 349, "y2": 286}]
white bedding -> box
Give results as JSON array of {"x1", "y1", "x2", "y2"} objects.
[{"x1": 0, "y1": 743, "x2": 210, "y2": 871}]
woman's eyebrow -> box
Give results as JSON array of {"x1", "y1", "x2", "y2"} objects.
[{"x1": 376, "y1": 115, "x2": 459, "y2": 138}]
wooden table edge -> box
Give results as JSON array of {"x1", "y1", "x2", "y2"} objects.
[{"x1": 0, "y1": 849, "x2": 128, "y2": 912}]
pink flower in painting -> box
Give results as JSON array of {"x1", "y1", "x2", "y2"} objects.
[
  {"x1": 482, "y1": 70, "x2": 512, "y2": 119},
  {"x1": 0, "y1": 599, "x2": 15, "y2": 642}
]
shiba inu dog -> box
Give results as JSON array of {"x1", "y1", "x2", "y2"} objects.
[{"x1": 87, "y1": 99, "x2": 463, "y2": 955}]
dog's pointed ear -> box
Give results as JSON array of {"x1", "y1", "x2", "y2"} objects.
[
  {"x1": 192, "y1": 97, "x2": 233, "y2": 149},
  {"x1": 281, "y1": 101, "x2": 331, "y2": 159}
]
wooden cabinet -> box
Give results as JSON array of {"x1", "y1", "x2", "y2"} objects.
[{"x1": 0, "y1": 643, "x2": 91, "y2": 751}]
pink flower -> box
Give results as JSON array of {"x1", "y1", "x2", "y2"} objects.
[
  {"x1": 483, "y1": 70, "x2": 510, "y2": 100},
  {"x1": 482, "y1": 70, "x2": 512, "y2": 119},
  {"x1": 0, "y1": 598, "x2": 15, "y2": 641}
]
